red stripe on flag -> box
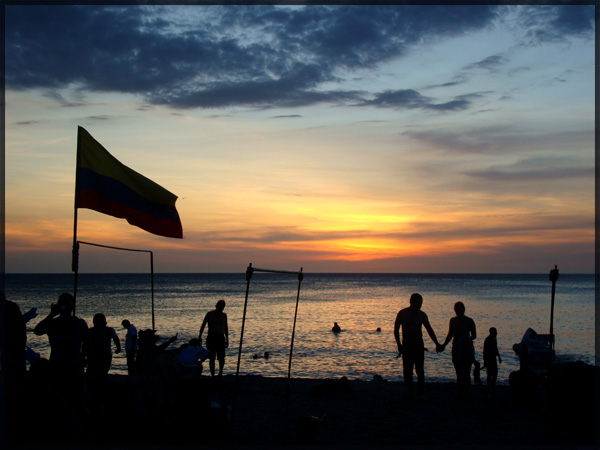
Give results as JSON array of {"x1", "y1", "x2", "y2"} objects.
[{"x1": 79, "y1": 189, "x2": 183, "y2": 239}]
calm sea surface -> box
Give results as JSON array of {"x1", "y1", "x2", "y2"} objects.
[{"x1": 4, "y1": 273, "x2": 596, "y2": 385}]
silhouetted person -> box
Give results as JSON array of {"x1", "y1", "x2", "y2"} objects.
[
  {"x1": 88, "y1": 313, "x2": 121, "y2": 407},
  {"x1": 199, "y1": 299, "x2": 229, "y2": 378},
  {"x1": 2, "y1": 290, "x2": 27, "y2": 394},
  {"x1": 34, "y1": 293, "x2": 91, "y2": 414},
  {"x1": 509, "y1": 351, "x2": 541, "y2": 410},
  {"x1": 394, "y1": 293, "x2": 442, "y2": 400},
  {"x1": 136, "y1": 329, "x2": 178, "y2": 376},
  {"x1": 121, "y1": 319, "x2": 138, "y2": 375},
  {"x1": 482, "y1": 327, "x2": 502, "y2": 385},
  {"x1": 89, "y1": 313, "x2": 121, "y2": 375},
  {"x1": 332, "y1": 322, "x2": 341, "y2": 333},
  {"x1": 441, "y1": 301, "x2": 477, "y2": 402},
  {"x1": 176, "y1": 338, "x2": 209, "y2": 377}
]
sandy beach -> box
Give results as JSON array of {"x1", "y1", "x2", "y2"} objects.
[{"x1": 7, "y1": 366, "x2": 597, "y2": 448}]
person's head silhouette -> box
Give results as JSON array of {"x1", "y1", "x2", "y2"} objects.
[
  {"x1": 409, "y1": 293, "x2": 423, "y2": 310},
  {"x1": 454, "y1": 301, "x2": 466, "y2": 317}
]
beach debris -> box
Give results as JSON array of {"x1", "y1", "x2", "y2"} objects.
[
  {"x1": 296, "y1": 415, "x2": 321, "y2": 444},
  {"x1": 309, "y1": 376, "x2": 352, "y2": 396}
]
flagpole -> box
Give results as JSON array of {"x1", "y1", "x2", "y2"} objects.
[
  {"x1": 72, "y1": 127, "x2": 82, "y2": 316},
  {"x1": 285, "y1": 267, "x2": 303, "y2": 438},
  {"x1": 231, "y1": 263, "x2": 253, "y2": 429},
  {"x1": 150, "y1": 251, "x2": 155, "y2": 331}
]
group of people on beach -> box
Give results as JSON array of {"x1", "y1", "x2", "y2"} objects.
[
  {"x1": 6, "y1": 287, "x2": 501, "y2": 427},
  {"x1": 393, "y1": 292, "x2": 501, "y2": 402},
  {"x1": 3, "y1": 289, "x2": 231, "y2": 439}
]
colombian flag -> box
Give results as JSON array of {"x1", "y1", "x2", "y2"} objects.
[{"x1": 76, "y1": 126, "x2": 183, "y2": 238}]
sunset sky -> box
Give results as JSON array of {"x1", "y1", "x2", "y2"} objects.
[{"x1": 4, "y1": 4, "x2": 595, "y2": 273}]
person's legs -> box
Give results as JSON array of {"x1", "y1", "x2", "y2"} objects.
[
  {"x1": 463, "y1": 363, "x2": 472, "y2": 400},
  {"x1": 402, "y1": 354, "x2": 414, "y2": 398},
  {"x1": 215, "y1": 336, "x2": 226, "y2": 377},
  {"x1": 415, "y1": 351, "x2": 425, "y2": 400},
  {"x1": 126, "y1": 350, "x2": 136, "y2": 375},
  {"x1": 488, "y1": 363, "x2": 498, "y2": 386},
  {"x1": 206, "y1": 335, "x2": 216, "y2": 377},
  {"x1": 454, "y1": 362, "x2": 466, "y2": 401},
  {"x1": 209, "y1": 356, "x2": 216, "y2": 377},
  {"x1": 455, "y1": 362, "x2": 472, "y2": 401}
]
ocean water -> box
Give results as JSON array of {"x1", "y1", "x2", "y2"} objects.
[{"x1": 4, "y1": 272, "x2": 596, "y2": 385}]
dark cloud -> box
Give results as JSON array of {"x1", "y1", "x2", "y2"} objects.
[
  {"x1": 85, "y1": 115, "x2": 113, "y2": 121},
  {"x1": 404, "y1": 126, "x2": 594, "y2": 155},
  {"x1": 465, "y1": 159, "x2": 595, "y2": 182},
  {"x1": 465, "y1": 55, "x2": 508, "y2": 72},
  {"x1": 358, "y1": 89, "x2": 472, "y2": 111},
  {"x1": 522, "y1": 5, "x2": 595, "y2": 42},
  {"x1": 5, "y1": 5, "x2": 592, "y2": 111}
]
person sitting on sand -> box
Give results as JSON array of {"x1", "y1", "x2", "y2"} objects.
[
  {"x1": 393, "y1": 293, "x2": 443, "y2": 400},
  {"x1": 332, "y1": 322, "x2": 341, "y2": 333},
  {"x1": 199, "y1": 300, "x2": 229, "y2": 378}
]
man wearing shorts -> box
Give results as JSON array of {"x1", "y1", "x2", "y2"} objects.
[
  {"x1": 199, "y1": 300, "x2": 229, "y2": 378},
  {"x1": 394, "y1": 293, "x2": 442, "y2": 400}
]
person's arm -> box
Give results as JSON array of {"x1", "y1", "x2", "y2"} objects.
[
  {"x1": 423, "y1": 314, "x2": 442, "y2": 352},
  {"x1": 441, "y1": 318, "x2": 455, "y2": 349},
  {"x1": 113, "y1": 333, "x2": 121, "y2": 354},
  {"x1": 33, "y1": 304, "x2": 61, "y2": 335},
  {"x1": 469, "y1": 318, "x2": 477, "y2": 341},
  {"x1": 496, "y1": 341, "x2": 502, "y2": 364},
  {"x1": 157, "y1": 333, "x2": 178, "y2": 351},
  {"x1": 393, "y1": 312, "x2": 402, "y2": 354},
  {"x1": 198, "y1": 313, "x2": 209, "y2": 344},
  {"x1": 224, "y1": 314, "x2": 229, "y2": 348}
]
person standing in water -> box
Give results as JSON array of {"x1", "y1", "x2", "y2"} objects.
[
  {"x1": 394, "y1": 293, "x2": 443, "y2": 400},
  {"x1": 199, "y1": 300, "x2": 229, "y2": 378}
]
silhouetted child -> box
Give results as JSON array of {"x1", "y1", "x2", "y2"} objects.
[
  {"x1": 332, "y1": 322, "x2": 341, "y2": 333},
  {"x1": 473, "y1": 361, "x2": 482, "y2": 385},
  {"x1": 482, "y1": 327, "x2": 502, "y2": 385}
]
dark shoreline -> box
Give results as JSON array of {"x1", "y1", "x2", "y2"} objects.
[{"x1": 5, "y1": 368, "x2": 598, "y2": 448}]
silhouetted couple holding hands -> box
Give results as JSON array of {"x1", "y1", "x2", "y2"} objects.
[{"x1": 394, "y1": 293, "x2": 476, "y2": 402}]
